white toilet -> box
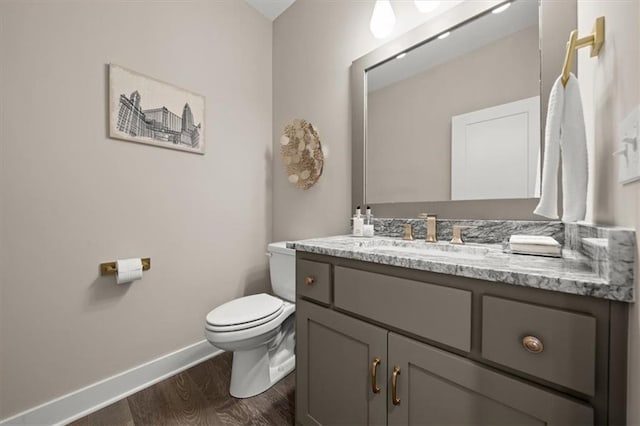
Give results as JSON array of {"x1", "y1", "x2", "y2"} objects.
[{"x1": 204, "y1": 242, "x2": 296, "y2": 398}]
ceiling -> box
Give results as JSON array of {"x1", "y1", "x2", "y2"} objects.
[{"x1": 244, "y1": 0, "x2": 297, "y2": 21}]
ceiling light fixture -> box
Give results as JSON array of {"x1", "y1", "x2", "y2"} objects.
[
  {"x1": 370, "y1": 0, "x2": 396, "y2": 39},
  {"x1": 437, "y1": 31, "x2": 450, "y2": 40},
  {"x1": 414, "y1": 0, "x2": 441, "y2": 13},
  {"x1": 492, "y1": 2, "x2": 511, "y2": 14}
]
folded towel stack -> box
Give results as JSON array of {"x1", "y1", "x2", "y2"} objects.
[{"x1": 509, "y1": 235, "x2": 562, "y2": 257}]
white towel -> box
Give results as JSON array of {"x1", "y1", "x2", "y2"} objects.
[
  {"x1": 509, "y1": 235, "x2": 561, "y2": 247},
  {"x1": 534, "y1": 73, "x2": 588, "y2": 222},
  {"x1": 509, "y1": 235, "x2": 562, "y2": 256},
  {"x1": 510, "y1": 245, "x2": 562, "y2": 256}
]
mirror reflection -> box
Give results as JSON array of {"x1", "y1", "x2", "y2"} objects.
[{"x1": 366, "y1": 0, "x2": 540, "y2": 204}]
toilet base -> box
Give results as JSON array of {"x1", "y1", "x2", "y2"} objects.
[
  {"x1": 229, "y1": 314, "x2": 295, "y2": 398},
  {"x1": 229, "y1": 343, "x2": 295, "y2": 398}
]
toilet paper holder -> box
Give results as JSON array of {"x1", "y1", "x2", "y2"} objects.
[{"x1": 100, "y1": 258, "x2": 151, "y2": 275}]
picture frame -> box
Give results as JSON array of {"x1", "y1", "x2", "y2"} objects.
[{"x1": 108, "y1": 64, "x2": 206, "y2": 154}]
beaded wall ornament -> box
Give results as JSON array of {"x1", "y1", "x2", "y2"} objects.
[{"x1": 280, "y1": 119, "x2": 324, "y2": 190}]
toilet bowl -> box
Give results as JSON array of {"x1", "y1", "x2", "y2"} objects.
[{"x1": 204, "y1": 242, "x2": 295, "y2": 398}]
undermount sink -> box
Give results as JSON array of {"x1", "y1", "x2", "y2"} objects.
[{"x1": 358, "y1": 239, "x2": 493, "y2": 259}]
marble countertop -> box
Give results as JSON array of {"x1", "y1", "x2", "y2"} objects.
[{"x1": 288, "y1": 235, "x2": 634, "y2": 302}]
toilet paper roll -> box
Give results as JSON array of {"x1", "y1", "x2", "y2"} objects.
[{"x1": 116, "y1": 258, "x2": 143, "y2": 284}]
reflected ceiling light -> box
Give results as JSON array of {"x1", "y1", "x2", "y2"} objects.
[
  {"x1": 437, "y1": 31, "x2": 450, "y2": 40},
  {"x1": 492, "y1": 2, "x2": 511, "y2": 14},
  {"x1": 396, "y1": 53, "x2": 407, "y2": 59},
  {"x1": 370, "y1": 0, "x2": 396, "y2": 39},
  {"x1": 414, "y1": 0, "x2": 441, "y2": 13}
]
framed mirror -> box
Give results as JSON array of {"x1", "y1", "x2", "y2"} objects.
[{"x1": 352, "y1": 0, "x2": 576, "y2": 219}]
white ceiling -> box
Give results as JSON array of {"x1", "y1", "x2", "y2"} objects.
[{"x1": 244, "y1": 0, "x2": 297, "y2": 21}]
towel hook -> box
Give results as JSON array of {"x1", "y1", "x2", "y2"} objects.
[{"x1": 561, "y1": 16, "x2": 605, "y2": 87}]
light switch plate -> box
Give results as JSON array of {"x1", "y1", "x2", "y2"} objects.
[{"x1": 617, "y1": 106, "x2": 640, "y2": 184}]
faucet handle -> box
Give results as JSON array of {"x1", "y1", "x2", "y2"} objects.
[
  {"x1": 402, "y1": 224, "x2": 414, "y2": 240},
  {"x1": 451, "y1": 225, "x2": 472, "y2": 245}
]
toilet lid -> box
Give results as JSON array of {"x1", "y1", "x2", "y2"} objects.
[
  {"x1": 206, "y1": 293, "x2": 284, "y2": 328},
  {"x1": 205, "y1": 305, "x2": 284, "y2": 332}
]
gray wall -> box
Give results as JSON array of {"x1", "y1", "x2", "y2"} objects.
[
  {"x1": 0, "y1": 0, "x2": 272, "y2": 418},
  {"x1": 577, "y1": 1, "x2": 640, "y2": 423},
  {"x1": 272, "y1": 0, "x2": 459, "y2": 241},
  {"x1": 367, "y1": 25, "x2": 539, "y2": 203}
]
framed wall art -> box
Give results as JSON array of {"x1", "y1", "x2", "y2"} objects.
[{"x1": 109, "y1": 64, "x2": 205, "y2": 154}]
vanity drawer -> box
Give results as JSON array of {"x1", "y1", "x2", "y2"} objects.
[
  {"x1": 482, "y1": 296, "x2": 596, "y2": 395},
  {"x1": 297, "y1": 259, "x2": 332, "y2": 304},
  {"x1": 334, "y1": 266, "x2": 471, "y2": 352}
]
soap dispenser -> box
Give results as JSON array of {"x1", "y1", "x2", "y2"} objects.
[
  {"x1": 363, "y1": 206, "x2": 374, "y2": 237},
  {"x1": 353, "y1": 206, "x2": 364, "y2": 237}
]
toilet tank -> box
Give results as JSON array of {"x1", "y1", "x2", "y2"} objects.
[{"x1": 267, "y1": 242, "x2": 296, "y2": 302}]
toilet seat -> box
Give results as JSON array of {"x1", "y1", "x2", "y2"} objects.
[
  {"x1": 206, "y1": 305, "x2": 284, "y2": 332},
  {"x1": 205, "y1": 301, "x2": 295, "y2": 346},
  {"x1": 205, "y1": 293, "x2": 284, "y2": 332}
]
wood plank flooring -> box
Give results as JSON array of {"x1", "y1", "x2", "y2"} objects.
[{"x1": 68, "y1": 352, "x2": 295, "y2": 426}]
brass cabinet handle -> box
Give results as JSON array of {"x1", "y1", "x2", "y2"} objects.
[
  {"x1": 391, "y1": 366, "x2": 401, "y2": 405},
  {"x1": 522, "y1": 335, "x2": 544, "y2": 354},
  {"x1": 304, "y1": 276, "x2": 315, "y2": 286},
  {"x1": 371, "y1": 357, "x2": 381, "y2": 394}
]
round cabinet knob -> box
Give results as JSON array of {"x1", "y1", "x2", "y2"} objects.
[
  {"x1": 304, "y1": 276, "x2": 315, "y2": 286},
  {"x1": 522, "y1": 336, "x2": 544, "y2": 354}
]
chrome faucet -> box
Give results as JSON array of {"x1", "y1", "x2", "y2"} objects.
[{"x1": 419, "y1": 213, "x2": 437, "y2": 242}]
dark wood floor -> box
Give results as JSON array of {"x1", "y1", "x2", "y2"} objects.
[{"x1": 68, "y1": 352, "x2": 295, "y2": 425}]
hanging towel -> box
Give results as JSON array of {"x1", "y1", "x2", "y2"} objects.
[{"x1": 534, "y1": 73, "x2": 588, "y2": 222}]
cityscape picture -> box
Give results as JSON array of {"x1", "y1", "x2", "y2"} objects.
[{"x1": 109, "y1": 64, "x2": 205, "y2": 154}]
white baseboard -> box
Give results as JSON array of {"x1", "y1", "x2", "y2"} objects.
[{"x1": 1, "y1": 340, "x2": 222, "y2": 426}]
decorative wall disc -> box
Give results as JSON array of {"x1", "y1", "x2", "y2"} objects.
[{"x1": 280, "y1": 119, "x2": 324, "y2": 190}]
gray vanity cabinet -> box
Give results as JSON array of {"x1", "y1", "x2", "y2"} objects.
[
  {"x1": 387, "y1": 333, "x2": 593, "y2": 425},
  {"x1": 295, "y1": 252, "x2": 627, "y2": 425},
  {"x1": 297, "y1": 298, "x2": 593, "y2": 426},
  {"x1": 296, "y1": 299, "x2": 387, "y2": 425}
]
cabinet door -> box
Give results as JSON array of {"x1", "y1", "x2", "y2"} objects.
[
  {"x1": 388, "y1": 333, "x2": 593, "y2": 426},
  {"x1": 296, "y1": 300, "x2": 387, "y2": 426}
]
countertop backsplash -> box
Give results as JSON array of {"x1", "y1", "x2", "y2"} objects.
[
  {"x1": 362, "y1": 218, "x2": 565, "y2": 244},
  {"x1": 339, "y1": 218, "x2": 636, "y2": 300},
  {"x1": 565, "y1": 222, "x2": 636, "y2": 287}
]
